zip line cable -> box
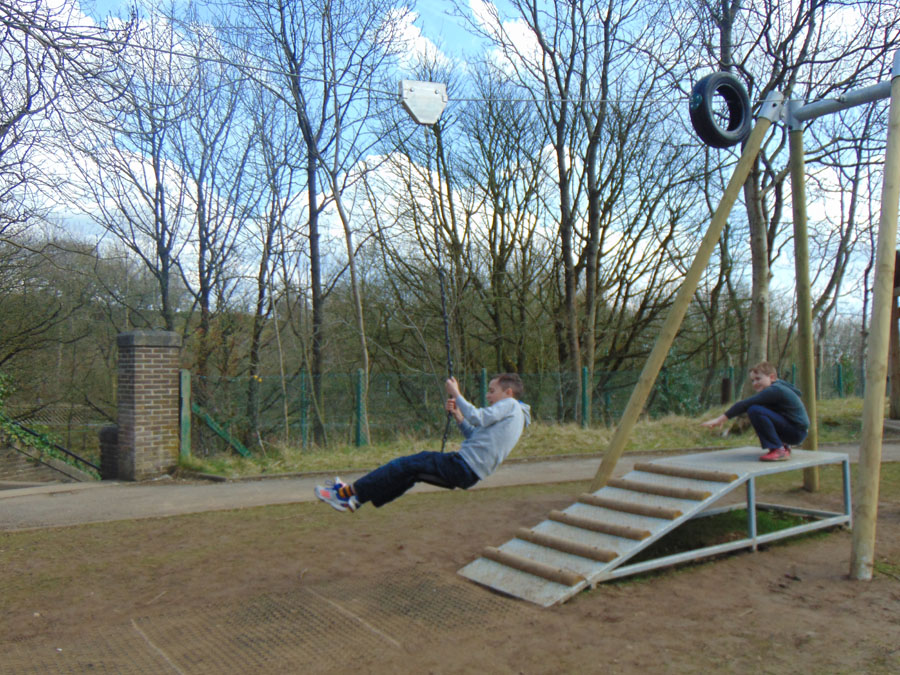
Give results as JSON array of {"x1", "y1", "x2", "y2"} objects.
[
  {"x1": 35, "y1": 19, "x2": 761, "y2": 108},
  {"x1": 423, "y1": 128, "x2": 455, "y2": 452},
  {"x1": 25, "y1": 14, "x2": 881, "y2": 111}
]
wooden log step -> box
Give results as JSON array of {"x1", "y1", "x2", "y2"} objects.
[
  {"x1": 515, "y1": 528, "x2": 619, "y2": 563},
  {"x1": 633, "y1": 462, "x2": 738, "y2": 483},
  {"x1": 607, "y1": 478, "x2": 711, "y2": 502},
  {"x1": 481, "y1": 546, "x2": 586, "y2": 587},
  {"x1": 578, "y1": 494, "x2": 683, "y2": 520},
  {"x1": 548, "y1": 510, "x2": 651, "y2": 540}
]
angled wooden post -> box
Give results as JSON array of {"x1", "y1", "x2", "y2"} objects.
[
  {"x1": 850, "y1": 51, "x2": 900, "y2": 581},
  {"x1": 589, "y1": 92, "x2": 784, "y2": 492},
  {"x1": 786, "y1": 100, "x2": 820, "y2": 492}
]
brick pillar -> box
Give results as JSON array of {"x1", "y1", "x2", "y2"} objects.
[{"x1": 117, "y1": 330, "x2": 182, "y2": 481}]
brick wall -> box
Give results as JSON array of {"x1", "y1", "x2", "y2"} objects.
[
  {"x1": 0, "y1": 433, "x2": 94, "y2": 483},
  {"x1": 115, "y1": 330, "x2": 182, "y2": 481},
  {"x1": 0, "y1": 440, "x2": 72, "y2": 482}
]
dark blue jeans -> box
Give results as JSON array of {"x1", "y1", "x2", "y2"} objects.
[
  {"x1": 353, "y1": 451, "x2": 480, "y2": 507},
  {"x1": 747, "y1": 405, "x2": 807, "y2": 450}
]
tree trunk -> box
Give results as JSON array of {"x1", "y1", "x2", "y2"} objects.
[{"x1": 307, "y1": 159, "x2": 327, "y2": 446}]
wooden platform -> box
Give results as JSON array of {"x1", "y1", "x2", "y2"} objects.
[{"x1": 458, "y1": 447, "x2": 852, "y2": 607}]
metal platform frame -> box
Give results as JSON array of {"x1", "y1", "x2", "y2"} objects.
[
  {"x1": 602, "y1": 448, "x2": 852, "y2": 582},
  {"x1": 459, "y1": 447, "x2": 852, "y2": 606}
]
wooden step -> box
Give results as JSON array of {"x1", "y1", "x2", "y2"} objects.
[
  {"x1": 633, "y1": 462, "x2": 738, "y2": 483},
  {"x1": 481, "y1": 546, "x2": 585, "y2": 586},
  {"x1": 460, "y1": 447, "x2": 852, "y2": 607},
  {"x1": 515, "y1": 528, "x2": 618, "y2": 563},
  {"x1": 548, "y1": 510, "x2": 651, "y2": 540},
  {"x1": 607, "y1": 478, "x2": 711, "y2": 501},
  {"x1": 578, "y1": 493, "x2": 682, "y2": 520}
]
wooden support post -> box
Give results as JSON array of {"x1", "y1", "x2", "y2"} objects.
[
  {"x1": 850, "y1": 52, "x2": 900, "y2": 581},
  {"x1": 589, "y1": 92, "x2": 784, "y2": 492},
  {"x1": 787, "y1": 103, "x2": 820, "y2": 492}
]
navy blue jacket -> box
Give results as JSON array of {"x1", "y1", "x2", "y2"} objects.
[{"x1": 724, "y1": 379, "x2": 810, "y2": 430}]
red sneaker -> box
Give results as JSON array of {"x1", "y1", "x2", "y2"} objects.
[{"x1": 760, "y1": 446, "x2": 791, "y2": 462}]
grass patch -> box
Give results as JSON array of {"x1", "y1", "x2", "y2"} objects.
[
  {"x1": 874, "y1": 559, "x2": 900, "y2": 581},
  {"x1": 181, "y1": 396, "x2": 872, "y2": 478},
  {"x1": 629, "y1": 508, "x2": 817, "y2": 566}
]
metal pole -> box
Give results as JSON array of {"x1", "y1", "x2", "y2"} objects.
[
  {"x1": 850, "y1": 52, "x2": 900, "y2": 581},
  {"x1": 747, "y1": 477, "x2": 758, "y2": 552},
  {"x1": 589, "y1": 92, "x2": 784, "y2": 492},
  {"x1": 787, "y1": 101, "x2": 820, "y2": 492},
  {"x1": 792, "y1": 81, "x2": 892, "y2": 123}
]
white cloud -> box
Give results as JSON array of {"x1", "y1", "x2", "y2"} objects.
[
  {"x1": 392, "y1": 9, "x2": 452, "y2": 72},
  {"x1": 467, "y1": 0, "x2": 540, "y2": 75}
]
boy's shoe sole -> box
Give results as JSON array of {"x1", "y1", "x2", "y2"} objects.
[{"x1": 314, "y1": 484, "x2": 353, "y2": 512}]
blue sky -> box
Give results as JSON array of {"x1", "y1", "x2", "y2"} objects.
[{"x1": 80, "y1": 0, "x2": 495, "y2": 63}]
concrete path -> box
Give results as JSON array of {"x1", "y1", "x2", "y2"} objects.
[{"x1": 1, "y1": 442, "x2": 898, "y2": 532}]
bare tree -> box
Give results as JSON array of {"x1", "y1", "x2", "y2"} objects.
[
  {"x1": 0, "y1": 0, "x2": 132, "y2": 235},
  {"x1": 234, "y1": 0, "x2": 411, "y2": 444},
  {"x1": 458, "y1": 68, "x2": 549, "y2": 373},
  {"x1": 452, "y1": 0, "x2": 701, "y2": 420},
  {"x1": 806, "y1": 85, "x2": 891, "y2": 376},
  {"x1": 243, "y1": 81, "x2": 306, "y2": 443},
  {"x1": 62, "y1": 7, "x2": 195, "y2": 331},
  {"x1": 166, "y1": 12, "x2": 264, "y2": 383},
  {"x1": 684, "y1": 0, "x2": 900, "y2": 387}
]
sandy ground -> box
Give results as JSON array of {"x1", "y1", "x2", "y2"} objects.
[{"x1": 1, "y1": 462, "x2": 899, "y2": 674}]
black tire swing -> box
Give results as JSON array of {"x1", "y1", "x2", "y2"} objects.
[{"x1": 689, "y1": 72, "x2": 752, "y2": 148}]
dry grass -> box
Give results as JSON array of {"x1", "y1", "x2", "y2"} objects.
[{"x1": 179, "y1": 396, "x2": 868, "y2": 479}]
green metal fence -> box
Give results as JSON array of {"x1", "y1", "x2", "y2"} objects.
[
  {"x1": 190, "y1": 361, "x2": 862, "y2": 454},
  {"x1": 0, "y1": 362, "x2": 864, "y2": 462}
]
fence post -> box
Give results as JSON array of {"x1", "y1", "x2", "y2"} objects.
[
  {"x1": 355, "y1": 368, "x2": 366, "y2": 447},
  {"x1": 721, "y1": 366, "x2": 734, "y2": 404},
  {"x1": 815, "y1": 364, "x2": 821, "y2": 398},
  {"x1": 300, "y1": 370, "x2": 308, "y2": 448},
  {"x1": 581, "y1": 366, "x2": 589, "y2": 428},
  {"x1": 479, "y1": 368, "x2": 488, "y2": 408},
  {"x1": 180, "y1": 369, "x2": 191, "y2": 459}
]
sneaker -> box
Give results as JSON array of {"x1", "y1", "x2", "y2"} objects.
[
  {"x1": 759, "y1": 446, "x2": 791, "y2": 462},
  {"x1": 314, "y1": 477, "x2": 359, "y2": 512}
]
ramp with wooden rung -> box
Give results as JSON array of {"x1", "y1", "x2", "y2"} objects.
[{"x1": 459, "y1": 446, "x2": 852, "y2": 607}]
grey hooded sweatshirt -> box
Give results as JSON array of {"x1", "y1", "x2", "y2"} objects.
[{"x1": 454, "y1": 394, "x2": 532, "y2": 480}]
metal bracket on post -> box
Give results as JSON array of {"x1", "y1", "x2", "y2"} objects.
[
  {"x1": 399, "y1": 80, "x2": 448, "y2": 125},
  {"x1": 785, "y1": 99, "x2": 803, "y2": 132},
  {"x1": 758, "y1": 91, "x2": 785, "y2": 125}
]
